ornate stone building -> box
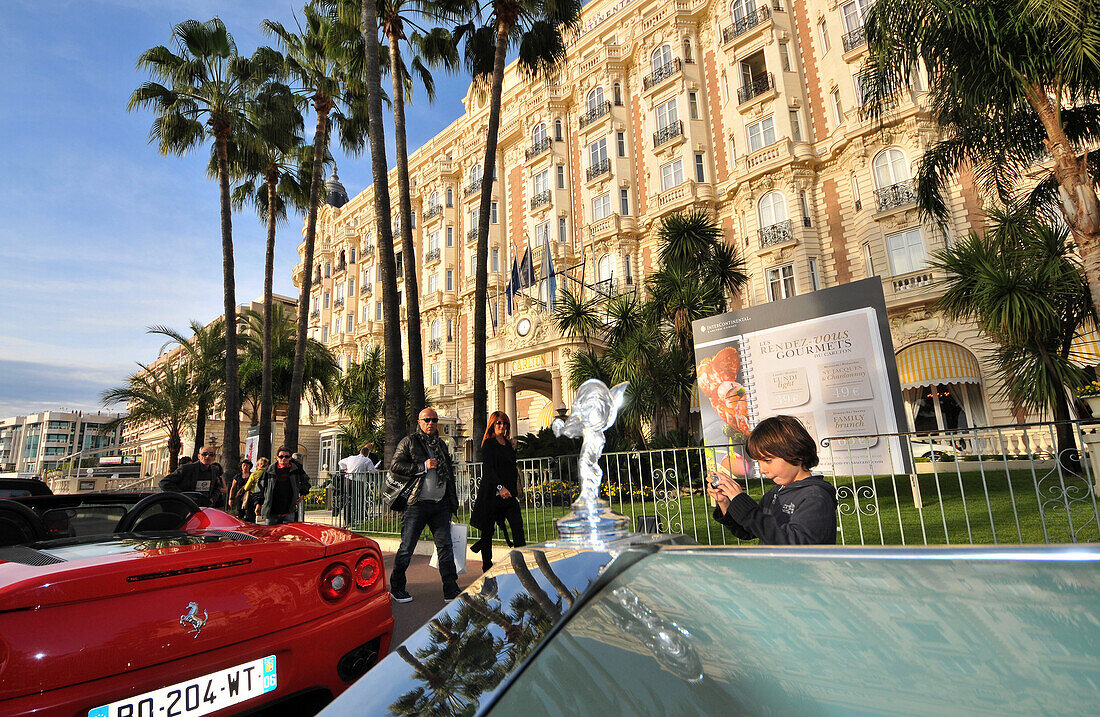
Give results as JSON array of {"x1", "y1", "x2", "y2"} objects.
[{"x1": 298, "y1": 0, "x2": 1098, "y2": 456}]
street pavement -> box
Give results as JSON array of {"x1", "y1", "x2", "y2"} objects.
[{"x1": 384, "y1": 549, "x2": 485, "y2": 646}]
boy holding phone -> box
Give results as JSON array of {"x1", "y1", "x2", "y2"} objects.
[{"x1": 707, "y1": 415, "x2": 838, "y2": 545}]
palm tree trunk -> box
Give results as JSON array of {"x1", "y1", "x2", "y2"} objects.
[
  {"x1": 286, "y1": 102, "x2": 332, "y2": 454},
  {"x1": 473, "y1": 20, "x2": 512, "y2": 462},
  {"x1": 168, "y1": 429, "x2": 182, "y2": 473},
  {"x1": 362, "y1": 0, "x2": 405, "y2": 465},
  {"x1": 1035, "y1": 340, "x2": 1081, "y2": 471},
  {"x1": 260, "y1": 171, "x2": 278, "y2": 461},
  {"x1": 388, "y1": 30, "x2": 426, "y2": 416},
  {"x1": 194, "y1": 397, "x2": 208, "y2": 459},
  {"x1": 215, "y1": 132, "x2": 241, "y2": 472},
  {"x1": 1025, "y1": 85, "x2": 1100, "y2": 317}
]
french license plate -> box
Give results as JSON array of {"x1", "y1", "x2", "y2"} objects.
[{"x1": 88, "y1": 655, "x2": 277, "y2": 717}]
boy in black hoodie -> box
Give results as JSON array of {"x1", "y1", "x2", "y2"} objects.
[{"x1": 707, "y1": 415, "x2": 837, "y2": 545}]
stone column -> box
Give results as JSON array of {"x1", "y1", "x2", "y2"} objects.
[
  {"x1": 505, "y1": 378, "x2": 518, "y2": 428},
  {"x1": 551, "y1": 369, "x2": 563, "y2": 411}
]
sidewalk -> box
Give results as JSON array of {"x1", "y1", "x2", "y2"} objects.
[{"x1": 305, "y1": 509, "x2": 480, "y2": 561}]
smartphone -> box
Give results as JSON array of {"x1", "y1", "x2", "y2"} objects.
[{"x1": 708, "y1": 472, "x2": 722, "y2": 489}]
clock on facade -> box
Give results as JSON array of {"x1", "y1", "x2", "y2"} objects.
[{"x1": 516, "y1": 317, "x2": 532, "y2": 337}]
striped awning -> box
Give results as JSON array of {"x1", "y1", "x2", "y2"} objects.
[
  {"x1": 1070, "y1": 320, "x2": 1100, "y2": 368},
  {"x1": 895, "y1": 341, "x2": 982, "y2": 391},
  {"x1": 536, "y1": 401, "x2": 556, "y2": 430}
]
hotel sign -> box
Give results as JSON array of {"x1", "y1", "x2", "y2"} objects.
[{"x1": 511, "y1": 354, "x2": 546, "y2": 373}]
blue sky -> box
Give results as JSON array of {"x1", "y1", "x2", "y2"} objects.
[{"x1": 0, "y1": 0, "x2": 469, "y2": 417}]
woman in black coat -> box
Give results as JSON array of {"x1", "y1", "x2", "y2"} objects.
[{"x1": 470, "y1": 411, "x2": 526, "y2": 571}]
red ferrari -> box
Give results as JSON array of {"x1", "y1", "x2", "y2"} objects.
[{"x1": 0, "y1": 488, "x2": 394, "y2": 716}]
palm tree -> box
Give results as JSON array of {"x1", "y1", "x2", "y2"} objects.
[
  {"x1": 862, "y1": 0, "x2": 1100, "y2": 316},
  {"x1": 102, "y1": 362, "x2": 196, "y2": 473},
  {"x1": 449, "y1": 0, "x2": 583, "y2": 459},
  {"x1": 147, "y1": 319, "x2": 225, "y2": 459},
  {"x1": 930, "y1": 206, "x2": 1096, "y2": 467},
  {"x1": 224, "y1": 85, "x2": 308, "y2": 461},
  {"x1": 237, "y1": 305, "x2": 340, "y2": 428},
  {"x1": 334, "y1": 345, "x2": 387, "y2": 453},
  {"x1": 263, "y1": 8, "x2": 372, "y2": 454},
  {"x1": 130, "y1": 19, "x2": 285, "y2": 472}
]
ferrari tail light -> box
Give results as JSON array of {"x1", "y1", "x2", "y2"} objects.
[
  {"x1": 320, "y1": 563, "x2": 352, "y2": 602},
  {"x1": 353, "y1": 553, "x2": 382, "y2": 591}
]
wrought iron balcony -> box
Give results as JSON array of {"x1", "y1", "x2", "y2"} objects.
[
  {"x1": 428, "y1": 338, "x2": 442, "y2": 351},
  {"x1": 312, "y1": 270, "x2": 322, "y2": 284},
  {"x1": 425, "y1": 248, "x2": 441, "y2": 262},
  {"x1": 586, "y1": 158, "x2": 611, "y2": 181},
  {"x1": 722, "y1": 6, "x2": 771, "y2": 43},
  {"x1": 333, "y1": 298, "x2": 345, "y2": 309},
  {"x1": 530, "y1": 189, "x2": 552, "y2": 209},
  {"x1": 335, "y1": 260, "x2": 346, "y2": 273},
  {"x1": 758, "y1": 219, "x2": 793, "y2": 248},
  {"x1": 842, "y1": 26, "x2": 866, "y2": 53},
  {"x1": 360, "y1": 283, "x2": 372, "y2": 295},
  {"x1": 594, "y1": 277, "x2": 619, "y2": 298},
  {"x1": 643, "y1": 58, "x2": 682, "y2": 90},
  {"x1": 424, "y1": 203, "x2": 443, "y2": 220},
  {"x1": 738, "y1": 73, "x2": 775, "y2": 104},
  {"x1": 653, "y1": 121, "x2": 683, "y2": 148},
  {"x1": 310, "y1": 308, "x2": 320, "y2": 319},
  {"x1": 525, "y1": 136, "x2": 552, "y2": 160},
  {"x1": 361, "y1": 243, "x2": 375, "y2": 256},
  {"x1": 874, "y1": 180, "x2": 917, "y2": 212},
  {"x1": 467, "y1": 226, "x2": 479, "y2": 243},
  {"x1": 463, "y1": 178, "x2": 482, "y2": 197},
  {"x1": 579, "y1": 100, "x2": 612, "y2": 128}
]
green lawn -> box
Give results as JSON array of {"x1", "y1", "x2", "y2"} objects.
[{"x1": 335, "y1": 467, "x2": 1100, "y2": 546}]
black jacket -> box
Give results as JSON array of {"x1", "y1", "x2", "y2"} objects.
[
  {"x1": 255, "y1": 461, "x2": 311, "y2": 520},
  {"x1": 470, "y1": 438, "x2": 519, "y2": 532},
  {"x1": 159, "y1": 462, "x2": 221, "y2": 504},
  {"x1": 714, "y1": 475, "x2": 837, "y2": 545},
  {"x1": 388, "y1": 431, "x2": 458, "y2": 513}
]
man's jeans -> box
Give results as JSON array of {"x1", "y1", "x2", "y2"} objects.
[{"x1": 390, "y1": 500, "x2": 458, "y2": 595}]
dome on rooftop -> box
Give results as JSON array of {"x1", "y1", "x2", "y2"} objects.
[{"x1": 325, "y1": 165, "x2": 349, "y2": 208}]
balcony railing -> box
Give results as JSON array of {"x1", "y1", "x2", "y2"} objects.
[
  {"x1": 360, "y1": 283, "x2": 372, "y2": 295},
  {"x1": 722, "y1": 5, "x2": 771, "y2": 43},
  {"x1": 842, "y1": 26, "x2": 866, "y2": 53},
  {"x1": 310, "y1": 308, "x2": 320, "y2": 319},
  {"x1": 653, "y1": 121, "x2": 683, "y2": 148},
  {"x1": 525, "y1": 136, "x2": 552, "y2": 160},
  {"x1": 428, "y1": 338, "x2": 442, "y2": 351},
  {"x1": 334, "y1": 298, "x2": 345, "y2": 309},
  {"x1": 586, "y1": 158, "x2": 611, "y2": 181},
  {"x1": 313, "y1": 271, "x2": 322, "y2": 284},
  {"x1": 335, "y1": 261, "x2": 346, "y2": 273},
  {"x1": 642, "y1": 58, "x2": 682, "y2": 90},
  {"x1": 463, "y1": 178, "x2": 482, "y2": 197},
  {"x1": 890, "y1": 270, "x2": 935, "y2": 294},
  {"x1": 361, "y1": 243, "x2": 375, "y2": 256},
  {"x1": 425, "y1": 248, "x2": 441, "y2": 262},
  {"x1": 874, "y1": 180, "x2": 918, "y2": 212},
  {"x1": 758, "y1": 219, "x2": 793, "y2": 248},
  {"x1": 738, "y1": 72, "x2": 775, "y2": 104},
  {"x1": 424, "y1": 203, "x2": 443, "y2": 220},
  {"x1": 579, "y1": 100, "x2": 612, "y2": 128},
  {"x1": 530, "y1": 189, "x2": 552, "y2": 209},
  {"x1": 467, "y1": 227, "x2": 479, "y2": 243},
  {"x1": 594, "y1": 277, "x2": 619, "y2": 298}
]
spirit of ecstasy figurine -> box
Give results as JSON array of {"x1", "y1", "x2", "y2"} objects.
[{"x1": 552, "y1": 379, "x2": 631, "y2": 544}]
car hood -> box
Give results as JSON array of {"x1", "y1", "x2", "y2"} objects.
[{"x1": 0, "y1": 523, "x2": 373, "y2": 701}]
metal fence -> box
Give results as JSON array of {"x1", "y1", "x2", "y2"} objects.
[{"x1": 315, "y1": 420, "x2": 1100, "y2": 546}]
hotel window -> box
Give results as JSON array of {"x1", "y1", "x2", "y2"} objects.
[
  {"x1": 491, "y1": 247, "x2": 500, "y2": 272},
  {"x1": 790, "y1": 109, "x2": 802, "y2": 141},
  {"x1": 688, "y1": 92, "x2": 700, "y2": 120},
  {"x1": 809, "y1": 257, "x2": 821, "y2": 290},
  {"x1": 346, "y1": 313, "x2": 354, "y2": 332},
  {"x1": 597, "y1": 254, "x2": 613, "y2": 282},
  {"x1": 322, "y1": 326, "x2": 329, "y2": 342},
  {"x1": 348, "y1": 278, "x2": 355, "y2": 296},
  {"x1": 746, "y1": 115, "x2": 775, "y2": 152},
  {"x1": 446, "y1": 188, "x2": 453, "y2": 207},
  {"x1": 536, "y1": 220, "x2": 551, "y2": 244},
  {"x1": 613, "y1": 82, "x2": 623, "y2": 105},
  {"x1": 842, "y1": 0, "x2": 872, "y2": 35},
  {"x1": 885, "y1": 227, "x2": 929, "y2": 275},
  {"x1": 429, "y1": 190, "x2": 439, "y2": 207},
  {"x1": 617, "y1": 131, "x2": 626, "y2": 157},
  {"x1": 431, "y1": 363, "x2": 440, "y2": 386},
  {"x1": 491, "y1": 201, "x2": 499, "y2": 223},
  {"x1": 468, "y1": 207, "x2": 479, "y2": 235},
  {"x1": 625, "y1": 253, "x2": 633, "y2": 284},
  {"x1": 410, "y1": 211, "x2": 416, "y2": 229},
  {"x1": 592, "y1": 193, "x2": 612, "y2": 221},
  {"x1": 324, "y1": 292, "x2": 330, "y2": 308},
  {"x1": 863, "y1": 242, "x2": 875, "y2": 277},
  {"x1": 349, "y1": 247, "x2": 356, "y2": 263},
  {"x1": 766, "y1": 264, "x2": 796, "y2": 301},
  {"x1": 586, "y1": 86, "x2": 605, "y2": 113},
  {"x1": 873, "y1": 147, "x2": 910, "y2": 187},
  {"x1": 446, "y1": 226, "x2": 454, "y2": 246},
  {"x1": 325, "y1": 263, "x2": 331, "y2": 278},
  {"x1": 336, "y1": 284, "x2": 344, "y2": 303},
  {"x1": 395, "y1": 252, "x2": 403, "y2": 274},
  {"x1": 555, "y1": 119, "x2": 563, "y2": 140},
  {"x1": 651, "y1": 44, "x2": 673, "y2": 72},
  {"x1": 819, "y1": 18, "x2": 830, "y2": 54},
  {"x1": 660, "y1": 159, "x2": 685, "y2": 191},
  {"x1": 469, "y1": 164, "x2": 481, "y2": 184},
  {"x1": 779, "y1": 42, "x2": 792, "y2": 72},
  {"x1": 655, "y1": 97, "x2": 678, "y2": 131},
  {"x1": 853, "y1": 70, "x2": 874, "y2": 106},
  {"x1": 799, "y1": 191, "x2": 812, "y2": 226},
  {"x1": 376, "y1": 264, "x2": 382, "y2": 282},
  {"x1": 620, "y1": 188, "x2": 630, "y2": 215},
  {"x1": 588, "y1": 138, "x2": 608, "y2": 167},
  {"x1": 428, "y1": 273, "x2": 439, "y2": 293},
  {"x1": 447, "y1": 320, "x2": 454, "y2": 341},
  {"x1": 851, "y1": 172, "x2": 862, "y2": 210},
  {"x1": 831, "y1": 88, "x2": 844, "y2": 126},
  {"x1": 428, "y1": 230, "x2": 440, "y2": 253},
  {"x1": 532, "y1": 122, "x2": 547, "y2": 145},
  {"x1": 533, "y1": 169, "x2": 550, "y2": 195},
  {"x1": 447, "y1": 360, "x2": 454, "y2": 383},
  {"x1": 557, "y1": 165, "x2": 565, "y2": 188},
  {"x1": 558, "y1": 216, "x2": 568, "y2": 243},
  {"x1": 758, "y1": 190, "x2": 787, "y2": 227},
  {"x1": 446, "y1": 269, "x2": 454, "y2": 291},
  {"x1": 682, "y1": 37, "x2": 693, "y2": 63},
  {"x1": 695, "y1": 153, "x2": 705, "y2": 182}
]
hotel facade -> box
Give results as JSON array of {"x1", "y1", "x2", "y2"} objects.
[{"x1": 299, "y1": 0, "x2": 1098, "y2": 458}]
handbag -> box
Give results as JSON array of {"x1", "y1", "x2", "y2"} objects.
[
  {"x1": 430, "y1": 522, "x2": 468, "y2": 574},
  {"x1": 382, "y1": 472, "x2": 417, "y2": 512}
]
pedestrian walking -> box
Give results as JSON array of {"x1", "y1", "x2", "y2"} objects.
[
  {"x1": 239, "y1": 457, "x2": 269, "y2": 522},
  {"x1": 707, "y1": 415, "x2": 837, "y2": 545},
  {"x1": 383, "y1": 409, "x2": 460, "y2": 603},
  {"x1": 226, "y1": 459, "x2": 253, "y2": 517},
  {"x1": 254, "y1": 447, "x2": 311, "y2": 526},
  {"x1": 470, "y1": 411, "x2": 526, "y2": 571}
]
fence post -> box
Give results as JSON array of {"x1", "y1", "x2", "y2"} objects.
[
  {"x1": 1083, "y1": 431, "x2": 1100, "y2": 497},
  {"x1": 909, "y1": 472, "x2": 922, "y2": 508}
]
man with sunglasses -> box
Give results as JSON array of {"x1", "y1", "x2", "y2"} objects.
[
  {"x1": 254, "y1": 446, "x2": 312, "y2": 525},
  {"x1": 386, "y1": 409, "x2": 460, "y2": 603},
  {"x1": 159, "y1": 446, "x2": 222, "y2": 505}
]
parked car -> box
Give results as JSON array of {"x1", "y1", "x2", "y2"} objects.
[
  {"x1": 319, "y1": 537, "x2": 1100, "y2": 716},
  {"x1": 0, "y1": 477, "x2": 52, "y2": 499},
  {"x1": 0, "y1": 488, "x2": 393, "y2": 716}
]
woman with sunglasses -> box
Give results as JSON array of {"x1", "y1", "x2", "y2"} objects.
[{"x1": 469, "y1": 411, "x2": 526, "y2": 571}]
